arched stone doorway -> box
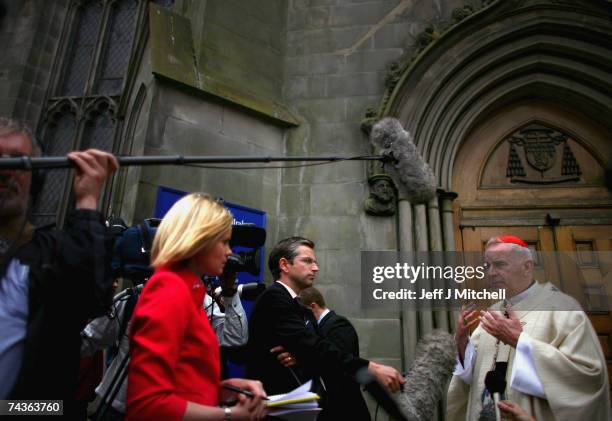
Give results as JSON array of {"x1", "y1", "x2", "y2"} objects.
[{"x1": 373, "y1": 0, "x2": 612, "y2": 391}]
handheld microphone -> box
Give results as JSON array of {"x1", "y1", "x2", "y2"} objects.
[
  {"x1": 213, "y1": 282, "x2": 265, "y2": 300},
  {"x1": 483, "y1": 362, "x2": 507, "y2": 421}
]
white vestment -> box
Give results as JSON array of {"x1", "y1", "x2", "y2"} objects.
[{"x1": 447, "y1": 282, "x2": 611, "y2": 421}]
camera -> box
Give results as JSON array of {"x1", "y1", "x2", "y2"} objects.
[
  {"x1": 225, "y1": 249, "x2": 260, "y2": 276},
  {"x1": 223, "y1": 223, "x2": 266, "y2": 276},
  {"x1": 108, "y1": 218, "x2": 160, "y2": 284},
  {"x1": 108, "y1": 219, "x2": 266, "y2": 290}
]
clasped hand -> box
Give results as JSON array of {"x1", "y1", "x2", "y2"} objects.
[{"x1": 479, "y1": 306, "x2": 522, "y2": 348}]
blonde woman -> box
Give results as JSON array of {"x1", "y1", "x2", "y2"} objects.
[{"x1": 126, "y1": 193, "x2": 267, "y2": 421}]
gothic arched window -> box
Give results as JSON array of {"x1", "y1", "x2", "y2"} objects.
[{"x1": 33, "y1": 0, "x2": 172, "y2": 226}]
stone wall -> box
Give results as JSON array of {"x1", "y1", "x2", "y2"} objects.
[
  {"x1": 126, "y1": 1, "x2": 289, "y2": 269},
  {"x1": 131, "y1": 82, "x2": 285, "y2": 248},
  {"x1": 0, "y1": 0, "x2": 68, "y2": 128}
]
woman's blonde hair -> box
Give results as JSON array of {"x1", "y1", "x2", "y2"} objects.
[{"x1": 151, "y1": 193, "x2": 233, "y2": 268}]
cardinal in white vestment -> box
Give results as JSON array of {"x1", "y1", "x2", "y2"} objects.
[{"x1": 446, "y1": 235, "x2": 611, "y2": 421}]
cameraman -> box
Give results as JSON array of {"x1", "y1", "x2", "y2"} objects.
[
  {"x1": 204, "y1": 272, "x2": 248, "y2": 348},
  {"x1": 81, "y1": 280, "x2": 142, "y2": 421}
]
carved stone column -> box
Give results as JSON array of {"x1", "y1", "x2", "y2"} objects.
[
  {"x1": 414, "y1": 203, "x2": 434, "y2": 335},
  {"x1": 428, "y1": 193, "x2": 449, "y2": 331},
  {"x1": 439, "y1": 191, "x2": 458, "y2": 333},
  {"x1": 398, "y1": 199, "x2": 417, "y2": 367},
  {"x1": 440, "y1": 191, "x2": 458, "y2": 252}
]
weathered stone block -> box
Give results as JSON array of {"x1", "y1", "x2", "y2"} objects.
[
  {"x1": 309, "y1": 53, "x2": 346, "y2": 74},
  {"x1": 330, "y1": 1, "x2": 399, "y2": 27},
  {"x1": 294, "y1": 97, "x2": 346, "y2": 123},
  {"x1": 308, "y1": 122, "x2": 365, "y2": 153},
  {"x1": 310, "y1": 0, "x2": 337, "y2": 6},
  {"x1": 279, "y1": 184, "x2": 312, "y2": 217},
  {"x1": 259, "y1": 182, "x2": 282, "y2": 217},
  {"x1": 345, "y1": 48, "x2": 404, "y2": 72},
  {"x1": 219, "y1": 104, "x2": 284, "y2": 152},
  {"x1": 315, "y1": 248, "x2": 363, "y2": 286},
  {"x1": 327, "y1": 72, "x2": 384, "y2": 96},
  {"x1": 359, "y1": 212, "x2": 398, "y2": 250},
  {"x1": 310, "y1": 159, "x2": 365, "y2": 184},
  {"x1": 285, "y1": 75, "x2": 327, "y2": 99},
  {"x1": 372, "y1": 21, "x2": 419, "y2": 49},
  {"x1": 290, "y1": 0, "x2": 310, "y2": 11},
  {"x1": 280, "y1": 155, "x2": 366, "y2": 185},
  {"x1": 286, "y1": 53, "x2": 345, "y2": 77},
  {"x1": 310, "y1": 181, "x2": 365, "y2": 216},
  {"x1": 305, "y1": 6, "x2": 332, "y2": 29},
  {"x1": 285, "y1": 56, "x2": 309, "y2": 76},
  {"x1": 351, "y1": 318, "x2": 402, "y2": 359},
  {"x1": 277, "y1": 215, "x2": 357, "y2": 251},
  {"x1": 288, "y1": 26, "x2": 373, "y2": 55},
  {"x1": 346, "y1": 94, "x2": 383, "y2": 120}
]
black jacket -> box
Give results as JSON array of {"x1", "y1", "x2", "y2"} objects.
[
  {"x1": 245, "y1": 282, "x2": 368, "y2": 395},
  {"x1": 6, "y1": 210, "x2": 114, "y2": 416},
  {"x1": 318, "y1": 310, "x2": 372, "y2": 421}
]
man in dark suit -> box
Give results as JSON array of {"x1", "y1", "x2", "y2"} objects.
[
  {"x1": 297, "y1": 286, "x2": 371, "y2": 421},
  {"x1": 246, "y1": 236, "x2": 403, "y2": 398}
]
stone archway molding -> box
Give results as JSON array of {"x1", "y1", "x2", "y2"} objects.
[{"x1": 370, "y1": 0, "x2": 612, "y2": 191}]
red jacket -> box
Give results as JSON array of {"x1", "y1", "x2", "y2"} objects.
[{"x1": 127, "y1": 266, "x2": 220, "y2": 421}]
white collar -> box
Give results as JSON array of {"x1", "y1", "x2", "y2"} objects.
[
  {"x1": 276, "y1": 280, "x2": 298, "y2": 299},
  {"x1": 317, "y1": 308, "x2": 330, "y2": 324},
  {"x1": 508, "y1": 281, "x2": 538, "y2": 306}
]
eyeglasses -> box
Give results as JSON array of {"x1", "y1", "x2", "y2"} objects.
[{"x1": 297, "y1": 257, "x2": 317, "y2": 266}]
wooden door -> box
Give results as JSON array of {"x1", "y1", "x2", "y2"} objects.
[{"x1": 554, "y1": 225, "x2": 612, "y2": 386}]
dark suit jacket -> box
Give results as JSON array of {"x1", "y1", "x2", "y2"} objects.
[
  {"x1": 245, "y1": 283, "x2": 369, "y2": 395},
  {"x1": 318, "y1": 310, "x2": 372, "y2": 421}
]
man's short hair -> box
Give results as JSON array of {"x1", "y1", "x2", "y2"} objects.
[
  {"x1": 485, "y1": 236, "x2": 534, "y2": 261},
  {"x1": 268, "y1": 236, "x2": 315, "y2": 280},
  {"x1": 0, "y1": 117, "x2": 42, "y2": 156},
  {"x1": 298, "y1": 286, "x2": 326, "y2": 308}
]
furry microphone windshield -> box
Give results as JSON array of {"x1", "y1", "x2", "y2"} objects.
[
  {"x1": 397, "y1": 330, "x2": 457, "y2": 421},
  {"x1": 370, "y1": 118, "x2": 437, "y2": 204}
]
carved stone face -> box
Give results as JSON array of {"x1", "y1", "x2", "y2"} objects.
[{"x1": 371, "y1": 179, "x2": 394, "y2": 203}]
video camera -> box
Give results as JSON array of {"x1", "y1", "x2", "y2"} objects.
[
  {"x1": 225, "y1": 223, "x2": 266, "y2": 275},
  {"x1": 107, "y1": 217, "x2": 267, "y2": 295},
  {"x1": 211, "y1": 223, "x2": 267, "y2": 299},
  {"x1": 108, "y1": 218, "x2": 160, "y2": 284}
]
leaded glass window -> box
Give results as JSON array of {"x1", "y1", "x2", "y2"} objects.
[{"x1": 33, "y1": 0, "x2": 172, "y2": 226}]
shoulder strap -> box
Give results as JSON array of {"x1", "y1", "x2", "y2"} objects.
[{"x1": 118, "y1": 289, "x2": 139, "y2": 345}]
